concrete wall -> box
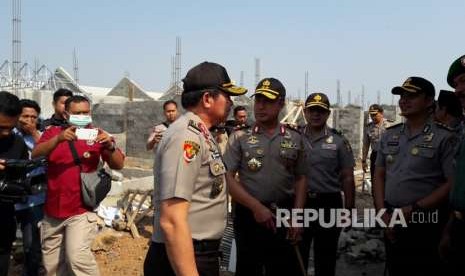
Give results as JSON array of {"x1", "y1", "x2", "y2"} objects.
[
  {"x1": 92, "y1": 103, "x2": 127, "y2": 134},
  {"x1": 91, "y1": 99, "x2": 399, "y2": 161},
  {"x1": 332, "y1": 105, "x2": 364, "y2": 159}
]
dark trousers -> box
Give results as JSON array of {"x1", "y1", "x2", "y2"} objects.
[
  {"x1": 233, "y1": 204, "x2": 301, "y2": 276},
  {"x1": 0, "y1": 203, "x2": 17, "y2": 276},
  {"x1": 441, "y1": 215, "x2": 465, "y2": 276},
  {"x1": 143, "y1": 241, "x2": 220, "y2": 276},
  {"x1": 15, "y1": 205, "x2": 44, "y2": 276},
  {"x1": 370, "y1": 151, "x2": 377, "y2": 182},
  {"x1": 384, "y1": 208, "x2": 447, "y2": 276},
  {"x1": 299, "y1": 193, "x2": 342, "y2": 276}
]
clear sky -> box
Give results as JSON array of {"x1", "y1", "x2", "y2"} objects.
[{"x1": 0, "y1": 0, "x2": 463, "y2": 107}]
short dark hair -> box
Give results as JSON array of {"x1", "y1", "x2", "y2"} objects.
[
  {"x1": 65, "y1": 95, "x2": 90, "y2": 111},
  {"x1": 234, "y1": 106, "x2": 247, "y2": 116},
  {"x1": 181, "y1": 89, "x2": 221, "y2": 109},
  {"x1": 438, "y1": 90, "x2": 462, "y2": 118},
  {"x1": 53, "y1": 88, "x2": 73, "y2": 103},
  {"x1": 163, "y1": 100, "x2": 178, "y2": 110},
  {"x1": 0, "y1": 91, "x2": 21, "y2": 117},
  {"x1": 19, "y1": 99, "x2": 41, "y2": 115}
]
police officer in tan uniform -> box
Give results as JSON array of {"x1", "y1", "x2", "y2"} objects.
[
  {"x1": 373, "y1": 76, "x2": 456, "y2": 276},
  {"x1": 224, "y1": 78, "x2": 307, "y2": 276},
  {"x1": 298, "y1": 93, "x2": 355, "y2": 276},
  {"x1": 362, "y1": 104, "x2": 391, "y2": 182},
  {"x1": 143, "y1": 62, "x2": 247, "y2": 276}
]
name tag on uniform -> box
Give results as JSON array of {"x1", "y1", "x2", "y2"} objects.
[{"x1": 322, "y1": 144, "x2": 337, "y2": 150}]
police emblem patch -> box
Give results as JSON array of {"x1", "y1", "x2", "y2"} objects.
[{"x1": 183, "y1": 140, "x2": 200, "y2": 163}]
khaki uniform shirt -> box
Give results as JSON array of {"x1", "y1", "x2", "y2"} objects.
[
  {"x1": 223, "y1": 124, "x2": 306, "y2": 205},
  {"x1": 152, "y1": 112, "x2": 227, "y2": 242},
  {"x1": 303, "y1": 126, "x2": 355, "y2": 193},
  {"x1": 363, "y1": 119, "x2": 391, "y2": 152},
  {"x1": 376, "y1": 121, "x2": 457, "y2": 207}
]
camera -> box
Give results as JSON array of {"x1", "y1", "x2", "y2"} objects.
[{"x1": 0, "y1": 158, "x2": 47, "y2": 204}]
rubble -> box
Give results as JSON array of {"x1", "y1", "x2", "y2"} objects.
[
  {"x1": 91, "y1": 229, "x2": 123, "y2": 252},
  {"x1": 340, "y1": 228, "x2": 385, "y2": 263}
]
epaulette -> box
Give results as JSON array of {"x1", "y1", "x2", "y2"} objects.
[
  {"x1": 434, "y1": 121, "x2": 454, "y2": 132},
  {"x1": 187, "y1": 119, "x2": 201, "y2": 134},
  {"x1": 386, "y1": 122, "x2": 403, "y2": 129},
  {"x1": 283, "y1": 123, "x2": 301, "y2": 134}
]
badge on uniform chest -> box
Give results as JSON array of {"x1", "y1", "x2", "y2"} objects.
[
  {"x1": 209, "y1": 177, "x2": 223, "y2": 199},
  {"x1": 247, "y1": 136, "x2": 259, "y2": 145},
  {"x1": 247, "y1": 157, "x2": 262, "y2": 172},
  {"x1": 280, "y1": 139, "x2": 297, "y2": 149},
  {"x1": 322, "y1": 143, "x2": 337, "y2": 150}
]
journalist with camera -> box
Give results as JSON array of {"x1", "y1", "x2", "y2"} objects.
[{"x1": 0, "y1": 91, "x2": 30, "y2": 276}]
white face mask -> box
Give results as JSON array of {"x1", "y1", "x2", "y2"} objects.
[{"x1": 68, "y1": 114, "x2": 92, "y2": 127}]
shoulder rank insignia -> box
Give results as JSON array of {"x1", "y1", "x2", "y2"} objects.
[
  {"x1": 183, "y1": 140, "x2": 200, "y2": 163},
  {"x1": 434, "y1": 121, "x2": 454, "y2": 132},
  {"x1": 188, "y1": 120, "x2": 201, "y2": 134},
  {"x1": 386, "y1": 122, "x2": 403, "y2": 130}
]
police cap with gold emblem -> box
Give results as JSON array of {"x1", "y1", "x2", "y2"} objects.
[
  {"x1": 392, "y1": 76, "x2": 435, "y2": 97},
  {"x1": 305, "y1": 93, "x2": 330, "y2": 111},
  {"x1": 447, "y1": 55, "x2": 465, "y2": 88},
  {"x1": 182, "y1": 61, "x2": 247, "y2": 96},
  {"x1": 251, "y1": 78, "x2": 286, "y2": 100}
]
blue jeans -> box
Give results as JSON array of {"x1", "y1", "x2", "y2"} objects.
[{"x1": 15, "y1": 205, "x2": 44, "y2": 276}]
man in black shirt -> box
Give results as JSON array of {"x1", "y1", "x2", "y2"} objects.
[
  {"x1": 42, "y1": 88, "x2": 73, "y2": 129},
  {"x1": 0, "y1": 91, "x2": 29, "y2": 276}
]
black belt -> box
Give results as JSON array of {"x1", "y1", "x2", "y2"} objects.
[
  {"x1": 193, "y1": 239, "x2": 220, "y2": 252},
  {"x1": 307, "y1": 192, "x2": 341, "y2": 199}
]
